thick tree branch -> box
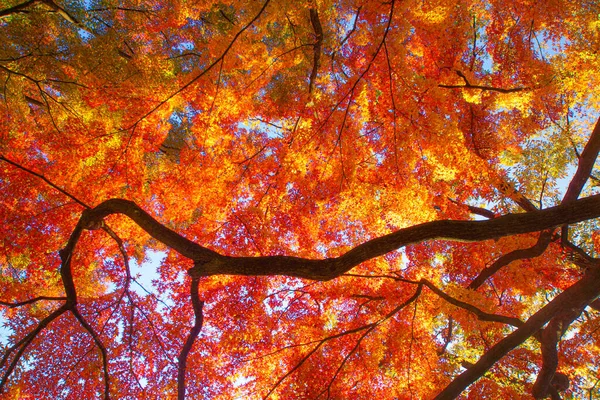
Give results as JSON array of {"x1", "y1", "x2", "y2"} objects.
[
  {"x1": 435, "y1": 267, "x2": 600, "y2": 399},
  {"x1": 0, "y1": 0, "x2": 36, "y2": 17},
  {"x1": 308, "y1": 8, "x2": 323, "y2": 93},
  {"x1": 532, "y1": 307, "x2": 581, "y2": 399},
  {"x1": 59, "y1": 218, "x2": 84, "y2": 304},
  {"x1": 75, "y1": 196, "x2": 600, "y2": 281},
  {"x1": 562, "y1": 116, "x2": 600, "y2": 203}
]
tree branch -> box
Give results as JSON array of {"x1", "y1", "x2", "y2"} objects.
[
  {"x1": 422, "y1": 280, "x2": 523, "y2": 328},
  {"x1": 0, "y1": 0, "x2": 36, "y2": 17},
  {"x1": 0, "y1": 155, "x2": 90, "y2": 209},
  {"x1": 435, "y1": 267, "x2": 600, "y2": 399},
  {"x1": 439, "y1": 70, "x2": 528, "y2": 93},
  {"x1": 449, "y1": 198, "x2": 496, "y2": 219},
  {"x1": 70, "y1": 195, "x2": 600, "y2": 281},
  {"x1": 438, "y1": 83, "x2": 528, "y2": 93},
  {"x1": 0, "y1": 296, "x2": 66, "y2": 308},
  {"x1": 177, "y1": 276, "x2": 204, "y2": 400},
  {"x1": 266, "y1": 284, "x2": 423, "y2": 398},
  {"x1": 562, "y1": 116, "x2": 600, "y2": 203},
  {"x1": 131, "y1": 0, "x2": 271, "y2": 126},
  {"x1": 0, "y1": 304, "x2": 69, "y2": 392},
  {"x1": 468, "y1": 230, "x2": 553, "y2": 289},
  {"x1": 532, "y1": 307, "x2": 581, "y2": 399},
  {"x1": 0, "y1": 0, "x2": 84, "y2": 29},
  {"x1": 72, "y1": 307, "x2": 111, "y2": 400},
  {"x1": 308, "y1": 8, "x2": 323, "y2": 93}
]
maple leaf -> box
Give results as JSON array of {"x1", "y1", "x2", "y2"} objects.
[{"x1": 1, "y1": 0, "x2": 600, "y2": 399}]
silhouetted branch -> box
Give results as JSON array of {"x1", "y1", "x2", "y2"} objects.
[
  {"x1": 317, "y1": 324, "x2": 376, "y2": 399},
  {"x1": 0, "y1": 296, "x2": 66, "y2": 308},
  {"x1": 335, "y1": 6, "x2": 360, "y2": 55},
  {"x1": 265, "y1": 284, "x2": 422, "y2": 398},
  {"x1": 438, "y1": 83, "x2": 528, "y2": 93},
  {"x1": 439, "y1": 70, "x2": 528, "y2": 93},
  {"x1": 422, "y1": 280, "x2": 523, "y2": 328},
  {"x1": 177, "y1": 276, "x2": 204, "y2": 400},
  {"x1": 435, "y1": 267, "x2": 600, "y2": 399},
  {"x1": 71, "y1": 195, "x2": 600, "y2": 281},
  {"x1": 72, "y1": 308, "x2": 111, "y2": 400},
  {"x1": 0, "y1": 0, "x2": 36, "y2": 17},
  {"x1": 0, "y1": 305, "x2": 69, "y2": 392},
  {"x1": 0, "y1": 0, "x2": 85, "y2": 29},
  {"x1": 131, "y1": 0, "x2": 272, "y2": 126},
  {"x1": 438, "y1": 317, "x2": 454, "y2": 355},
  {"x1": 449, "y1": 198, "x2": 496, "y2": 219},
  {"x1": 308, "y1": 8, "x2": 323, "y2": 93},
  {"x1": 532, "y1": 308, "x2": 581, "y2": 399},
  {"x1": 320, "y1": 0, "x2": 395, "y2": 144},
  {"x1": 468, "y1": 230, "x2": 553, "y2": 289},
  {"x1": 0, "y1": 155, "x2": 90, "y2": 208},
  {"x1": 562, "y1": 116, "x2": 600, "y2": 203}
]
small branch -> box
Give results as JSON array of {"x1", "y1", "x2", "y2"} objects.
[
  {"x1": 317, "y1": 324, "x2": 376, "y2": 399},
  {"x1": 439, "y1": 70, "x2": 528, "y2": 93},
  {"x1": 0, "y1": 0, "x2": 87, "y2": 31},
  {"x1": 0, "y1": 155, "x2": 90, "y2": 209},
  {"x1": 24, "y1": 94, "x2": 44, "y2": 107},
  {"x1": 468, "y1": 230, "x2": 553, "y2": 289},
  {"x1": 40, "y1": 0, "x2": 82, "y2": 26},
  {"x1": 449, "y1": 198, "x2": 495, "y2": 219},
  {"x1": 539, "y1": 171, "x2": 549, "y2": 209},
  {"x1": 265, "y1": 285, "x2": 422, "y2": 398},
  {"x1": 335, "y1": 7, "x2": 360, "y2": 55},
  {"x1": 470, "y1": 16, "x2": 477, "y2": 71},
  {"x1": 437, "y1": 84, "x2": 528, "y2": 93},
  {"x1": 0, "y1": 64, "x2": 40, "y2": 83},
  {"x1": 130, "y1": 0, "x2": 271, "y2": 126},
  {"x1": 72, "y1": 308, "x2": 111, "y2": 400},
  {"x1": 0, "y1": 296, "x2": 66, "y2": 308},
  {"x1": 422, "y1": 280, "x2": 523, "y2": 328},
  {"x1": 0, "y1": 304, "x2": 69, "y2": 392},
  {"x1": 177, "y1": 275, "x2": 204, "y2": 400},
  {"x1": 219, "y1": 9, "x2": 234, "y2": 25},
  {"x1": 438, "y1": 317, "x2": 453, "y2": 355}
]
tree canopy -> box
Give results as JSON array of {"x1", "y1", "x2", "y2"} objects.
[{"x1": 1, "y1": 0, "x2": 600, "y2": 398}]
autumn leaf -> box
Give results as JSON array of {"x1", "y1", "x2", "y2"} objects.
[{"x1": 1, "y1": 0, "x2": 600, "y2": 399}]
